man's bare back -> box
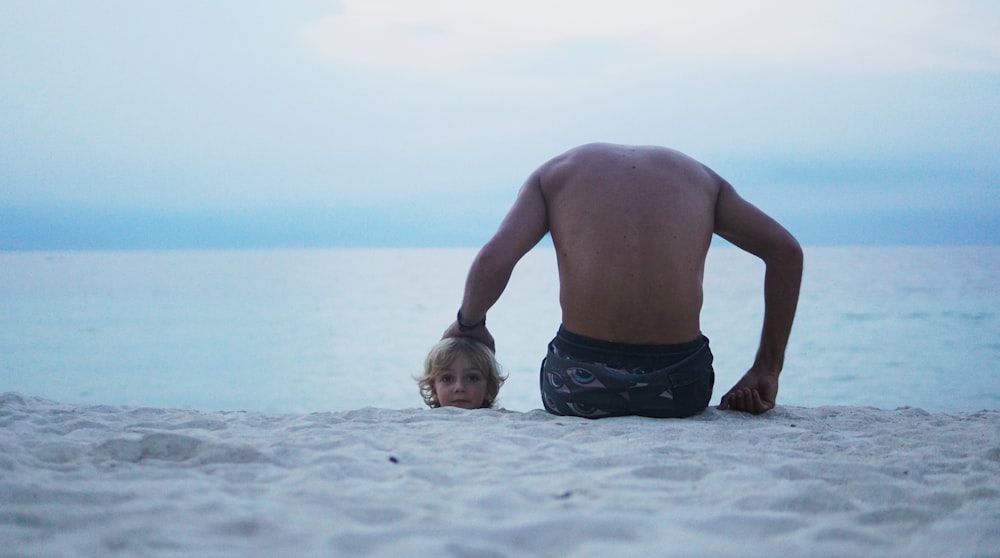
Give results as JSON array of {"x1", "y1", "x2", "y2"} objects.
[
  {"x1": 537, "y1": 143, "x2": 718, "y2": 344},
  {"x1": 443, "y1": 143, "x2": 803, "y2": 415}
]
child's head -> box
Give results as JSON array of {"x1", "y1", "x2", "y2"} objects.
[{"x1": 418, "y1": 337, "x2": 506, "y2": 409}]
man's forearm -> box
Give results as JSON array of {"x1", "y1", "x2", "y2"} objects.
[
  {"x1": 753, "y1": 241, "x2": 803, "y2": 374},
  {"x1": 459, "y1": 244, "x2": 517, "y2": 322}
]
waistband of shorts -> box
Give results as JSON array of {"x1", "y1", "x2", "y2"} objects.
[{"x1": 553, "y1": 325, "x2": 708, "y2": 361}]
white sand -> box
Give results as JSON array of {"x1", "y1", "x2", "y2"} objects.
[{"x1": 2, "y1": 392, "x2": 998, "y2": 557}]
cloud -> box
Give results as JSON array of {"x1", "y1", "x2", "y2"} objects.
[{"x1": 299, "y1": 0, "x2": 1000, "y2": 75}]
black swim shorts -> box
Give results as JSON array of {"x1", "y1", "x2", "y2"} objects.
[{"x1": 540, "y1": 326, "x2": 714, "y2": 418}]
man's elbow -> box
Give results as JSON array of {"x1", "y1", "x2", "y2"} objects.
[
  {"x1": 473, "y1": 238, "x2": 517, "y2": 276},
  {"x1": 757, "y1": 228, "x2": 802, "y2": 268},
  {"x1": 772, "y1": 232, "x2": 803, "y2": 275}
]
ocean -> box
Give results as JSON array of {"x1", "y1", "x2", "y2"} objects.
[{"x1": 1, "y1": 245, "x2": 998, "y2": 414}]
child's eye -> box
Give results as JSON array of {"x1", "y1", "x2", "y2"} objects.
[
  {"x1": 440, "y1": 374, "x2": 455, "y2": 383},
  {"x1": 466, "y1": 374, "x2": 483, "y2": 383}
]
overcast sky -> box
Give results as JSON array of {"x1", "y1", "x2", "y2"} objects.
[{"x1": 2, "y1": 1, "x2": 998, "y2": 248}]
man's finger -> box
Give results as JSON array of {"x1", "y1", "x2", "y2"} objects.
[{"x1": 719, "y1": 388, "x2": 739, "y2": 410}]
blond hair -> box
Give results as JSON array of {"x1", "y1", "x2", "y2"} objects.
[{"x1": 417, "y1": 337, "x2": 506, "y2": 408}]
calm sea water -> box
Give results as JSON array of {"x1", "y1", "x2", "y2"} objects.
[{"x1": 1, "y1": 246, "x2": 997, "y2": 413}]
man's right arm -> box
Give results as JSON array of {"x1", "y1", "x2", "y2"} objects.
[
  {"x1": 442, "y1": 171, "x2": 551, "y2": 351},
  {"x1": 713, "y1": 179, "x2": 803, "y2": 413}
]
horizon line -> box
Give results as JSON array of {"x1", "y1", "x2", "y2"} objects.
[{"x1": 1, "y1": 205, "x2": 997, "y2": 251}]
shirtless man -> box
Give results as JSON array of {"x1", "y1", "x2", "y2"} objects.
[{"x1": 442, "y1": 143, "x2": 803, "y2": 416}]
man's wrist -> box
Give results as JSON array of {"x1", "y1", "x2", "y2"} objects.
[{"x1": 457, "y1": 309, "x2": 486, "y2": 331}]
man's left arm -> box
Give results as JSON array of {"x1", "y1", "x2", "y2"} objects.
[{"x1": 713, "y1": 179, "x2": 803, "y2": 413}]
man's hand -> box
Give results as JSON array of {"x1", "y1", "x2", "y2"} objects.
[
  {"x1": 442, "y1": 322, "x2": 496, "y2": 353},
  {"x1": 718, "y1": 370, "x2": 779, "y2": 414}
]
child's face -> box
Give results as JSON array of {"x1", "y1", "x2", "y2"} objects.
[{"x1": 433, "y1": 353, "x2": 488, "y2": 409}]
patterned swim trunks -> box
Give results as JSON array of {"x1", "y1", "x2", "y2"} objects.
[{"x1": 540, "y1": 326, "x2": 714, "y2": 418}]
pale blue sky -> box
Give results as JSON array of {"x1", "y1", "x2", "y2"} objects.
[{"x1": 2, "y1": 1, "x2": 998, "y2": 248}]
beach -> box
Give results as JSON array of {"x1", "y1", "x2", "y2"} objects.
[{"x1": 2, "y1": 392, "x2": 997, "y2": 557}]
